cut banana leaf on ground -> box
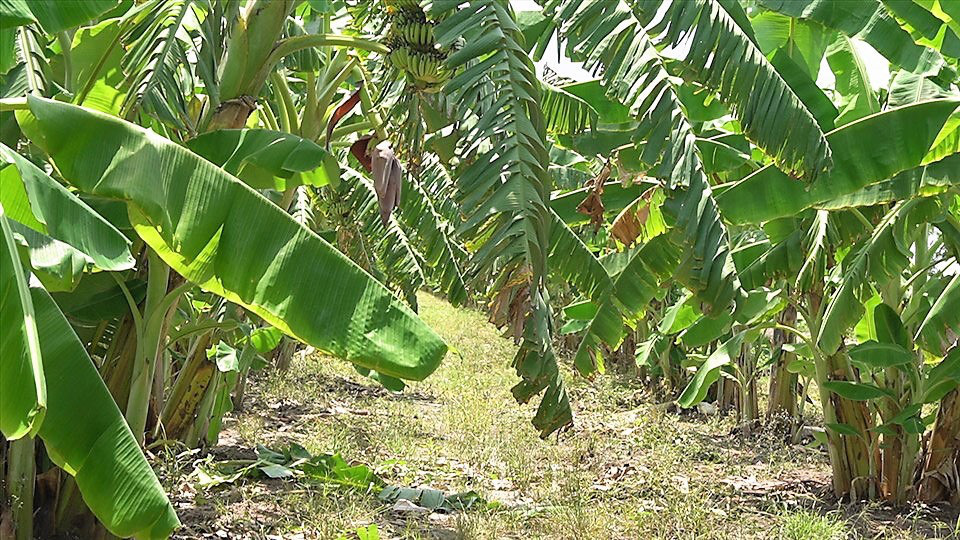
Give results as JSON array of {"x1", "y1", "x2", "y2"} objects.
[
  {"x1": 18, "y1": 97, "x2": 447, "y2": 381},
  {"x1": 0, "y1": 143, "x2": 134, "y2": 271},
  {"x1": 716, "y1": 100, "x2": 960, "y2": 224},
  {"x1": 30, "y1": 285, "x2": 179, "y2": 539},
  {"x1": 0, "y1": 205, "x2": 46, "y2": 440}
]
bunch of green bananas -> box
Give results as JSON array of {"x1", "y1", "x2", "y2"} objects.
[
  {"x1": 407, "y1": 51, "x2": 446, "y2": 84},
  {"x1": 388, "y1": 48, "x2": 412, "y2": 71},
  {"x1": 382, "y1": 2, "x2": 450, "y2": 86},
  {"x1": 388, "y1": 49, "x2": 447, "y2": 84},
  {"x1": 399, "y1": 21, "x2": 434, "y2": 46}
]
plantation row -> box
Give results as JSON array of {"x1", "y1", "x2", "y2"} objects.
[{"x1": 0, "y1": 0, "x2": 958, "y2": 538}]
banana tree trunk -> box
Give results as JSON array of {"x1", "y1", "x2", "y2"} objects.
[
  {"x1": 767, "y1": 305, "x2": 798, "y2": 421},
  {"x1": 207, "y1": 0, "x2": 295, "y2": 130},
  {"x1": 717, "y1": 375, "x2": 737, "y2": 411},
  {"x1": 918, "y1": 388, "x2": 960, "y2": 503},
  {"x1": 5, "y1": 438, "x2": 34, "y2": 540},
  {"x1": 828, "y1": 351, "x2": 878, "y2": 500},
  {"x1": 737, "y1": 343, "x2": 759, "y2": 435}
]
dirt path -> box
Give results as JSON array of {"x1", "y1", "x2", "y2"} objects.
[{"x1": 160, "y1": 293, "x2": 959, "y2": 539}]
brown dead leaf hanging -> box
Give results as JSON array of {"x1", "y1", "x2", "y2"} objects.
[
  {"x1": 487, "y1": 268, "x2": 533, "y2": 343},
  {"x1": 610, "y1": 186, "x2": 657, "y2": 247},
  {"x1": 577, "y1": 162, "x2": 612, "y2": 231}
]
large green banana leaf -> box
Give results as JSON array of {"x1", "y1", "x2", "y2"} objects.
[
  {"x1": 30, "y1": 285, "x2": 179, "y2": 539},
  {"x1": 0, "y1": 205, "x2": 45, "y2": 440},
  {"x1": 0, "y1": 143, "x2": 134, "y2": 271},
  {"x1": 185, "y1": 129, "x2": 340, "y2": 190},
  {"x1": 0, "y1": 0, "x2": 119, "y2": 33},
  {"x1": 716, "y1": 100, "x2": 960, "y2": 225},
  {"x1": 18, "y1": 96, "x2": 447, "y2": 381},
  {"x1": 817, "y1": 153, "x2": 960, "y2": 209}
]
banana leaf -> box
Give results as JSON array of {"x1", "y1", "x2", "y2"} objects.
[
  {"x1": 917, "y1": 272, "x2": 960, "y2": 355},
  {"x1": 185, "y1": 129, "x2": 340, "y2": 190},
  {"x1": 18, "y1": 96, "x2": 447, "y2": 381},
  {"x1": 0, "y1": 0, "x2": 118, "y2": 33},
  {"x1": 0, "y1": 205, "x2": 45, "y2": 439},
  {"x1": 716, "y1": 100, "x2": 960, "y2": 225},
  {"x1": 30, "y1": 285, "x2": 179, "y2": 538},
  {"x1": 758, "y1": 0, "x2": 948, "y2": 76},
  {"x1": 0, "y1": 143, "x2": 134, "y2": 271}
]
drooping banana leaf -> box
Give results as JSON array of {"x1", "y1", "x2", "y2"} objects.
[
  {"x1": 750, "y1": 10, "x2": 832, "y2": 78},
  {"x1": 629, "y1": 0, "x2": 833, "y2": 180},
  {"x1": 433, "y1": 0, "x2": 569, "y2": 437},
  {"x1": 540, "y1": 80, "x2": 598, "y2": 135},
  {"x1": 826, "y1": 35, "x2": 880, "y2": 127},
  {"x1": 888, "y1": 70, "x2": 958, "y2": 108},
  {"x1": 737, "y1": 229, "x2": 804, "y2": 290},
  {"x1": 0, "y1": 142, "x2": 134, "y2": 271},
  {"x1": 185, "y1": 128, "x2": 340, "y2": 190},
  {"x1": 883, "y1": 0, "x2": 960, "y2": 59},
  {"x1": 395, "y1": 157, "x2": 469, "y2": 306},
  {"x1": 0, "y1": 204, "x2": 45, "y2": 440},
  {"x1": 50, "y1": 271, "x2": 146, "y2": 322},
  {"x1": 6, "y1": 219, "x2": 89, "y2": 291},
  {"x1": 18, "y1": 96, "x2": 447, "y2": 381},
  {"x1": 716, "y1": 100, "x2": 960, "y2": 225},
  {"x1": 547, "y1": 209, "x2": 612, "y2": 302},
  {"x1": 917, "y1": 272, "x2": 960, "y2": 355},
  {"x1": 30, "y1": 285, "x2": 179, "y2": 539},
  {"x1": 555, "y1": 0, "x2": 745, "y2": 314}
]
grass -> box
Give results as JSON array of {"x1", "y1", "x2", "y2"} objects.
[
  {"x1": 779, "y1": 510, "x2": 847, "y2": 540},
  {"x1": 164, "y1": 293, "x2": 959, "y2": 539}
]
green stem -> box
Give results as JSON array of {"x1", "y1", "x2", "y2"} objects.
[
  {"x1": 265, "y1": 34, "x2": 388, "y2": 71},
  {"x1": 260, "y1": 103, "x2": 280, "y2": 131},
  {"x1": 56, "y1": 32, "x2": 73, "y2": 93},
  {"x1": 270, "y1": 71, "x2": 298, "y2": 133},
  {"x1": 330, "y1": 120, "x2": 373, "y2": 140},
  {"x1": 354, "y1": 66, "x2": 387, "y2": 140},
  {"x1": 300, "y1": 71, "x2": 319, "y2": 138},
  {"x1": 796, "y1": 295, "x2": 849, "y2": 497},
  {"x1": 124, "y1": 250, "x2": 170, "y2": 444}
]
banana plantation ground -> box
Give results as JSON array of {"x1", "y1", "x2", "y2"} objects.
[{"x1": 156, "y1": 294, "x2": 957, "y2": 540}]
